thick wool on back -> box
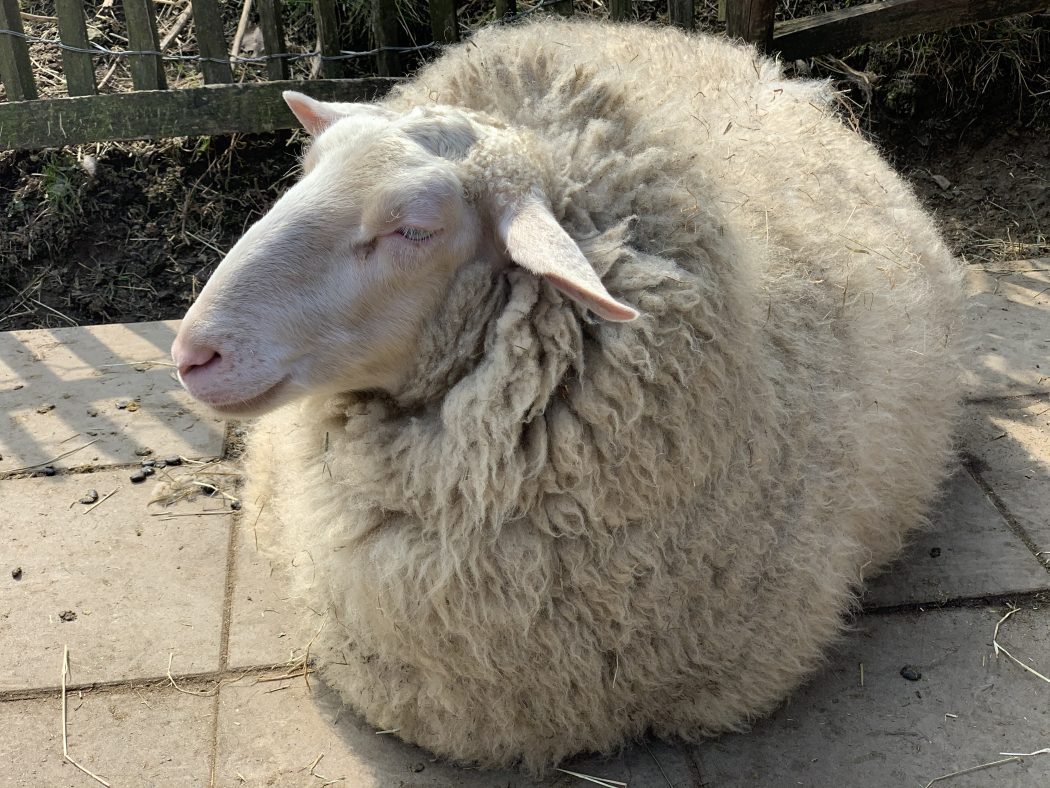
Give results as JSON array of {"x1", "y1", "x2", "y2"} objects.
[{"x1": 245, "y1": 19, "x2": 967, "y2": 771}]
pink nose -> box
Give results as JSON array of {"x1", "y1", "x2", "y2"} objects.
[{"x1": 172, "y1": 335, "x2": 221, "y2": 379}]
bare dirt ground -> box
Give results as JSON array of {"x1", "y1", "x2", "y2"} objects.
[{"x1": 1, "y1": 4, "x2": 1047, "y2": 330}]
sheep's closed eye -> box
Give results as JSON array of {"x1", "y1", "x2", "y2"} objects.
[{"x1": 396, "y1": 226, "x2": 437, "y2": 242}]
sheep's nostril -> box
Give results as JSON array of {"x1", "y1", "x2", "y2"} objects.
[{"x1": 174, "y1": 345, "x2": 221, "y2": 379}]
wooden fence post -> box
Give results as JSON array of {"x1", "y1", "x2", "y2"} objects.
[
  {"x1": 669, "y1": 0, "x2": 694, "y2": 29},
  {"x1": 313, "y1": 0, "x2": 346, "y2": 78},
  {"x1": 430, "y1": 0, "x2": 459, "y2": 44},
  {"x1": 0, "y1": 0, "x2": 38, "y2": 100},
  {"x1": 122, "y1": 0, "x2": 167, "y2": 90},
  {"x1": 190, "y1": 0, "x2": 233, "y2": 83},
  {"x1": 725, "y1": 0, "x2": 776, "y2": 51},
  {"x1": 256, "y1": 0, "x2": 288, "y2": 80},
  {"x1": 371, "y1": 0, "x2": 402, "y2": 77},
  {"x1": 494, "y1": 0, "x2": 517, "y2": 20},
  {"x1": 609, "y1": 0, "x2": 633, "y2": 22},
  {"x1": 55, "y1": 0, "x2": 97, "y2": 96}
]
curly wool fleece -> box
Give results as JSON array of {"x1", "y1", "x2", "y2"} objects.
[{"x1": 246, "y1": 19, "x2": 967, "y2": 772}]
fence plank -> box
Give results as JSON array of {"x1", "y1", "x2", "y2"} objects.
[
  {"x1": 122, "y1": 0, "x2": 166, "y2": 90},
  {"x1": 371, "y1": 0, "x2": 402, "y2": 77},
  {"x1": 773, "y1": 0, "x2": 1050, "y2": 60},
  {"x1": 55, "y1": 0, "x2": 97, "y2": 96},
  {"x1": 494, "y1": 0, "x2": 517, "y2": 19},
  {"x1": 725, "y1": 0, "x2": 775, "y2": 50},
  {"x1": 313, "y1": 0, "x2": 345, "y2": 78},
  {"x1": 0, "y1": 77, "x2": 398, "y2": 149},
  {"x1": 190, "y1": 0, "x2": 233, "y2": 83},
  {"x1": 430, "y1": 0, "x2": 459, "y2": 44},
  {"x1": 609, "y1": 0, "x2": 632, "y2": 21},
  {"x1": 0, "y1": 0, "x2": 38, "y2": 101},
  {"x1": 668, "y1": 0, "x2": 694, "y2": 29},
  {"x1": 256, "y1": 0, "x2": 288, "y2": 80}
]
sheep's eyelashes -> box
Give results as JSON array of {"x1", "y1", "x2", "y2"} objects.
[{"x1": 396, "y1": 226, "x2": 437, "y2": 242}]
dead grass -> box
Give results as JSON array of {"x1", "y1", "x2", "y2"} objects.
[
  {"x1": 61, "y1": 645, "x2": 112, "y2": 787},
  {"x1": 921, "y1": 606, "x2": 1050, "y2": 787}
]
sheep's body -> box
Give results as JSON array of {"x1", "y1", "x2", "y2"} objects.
[{"x1": 246, "y1": 20, "x2": 965, "y2": 770}]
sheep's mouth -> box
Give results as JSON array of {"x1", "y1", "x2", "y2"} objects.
[{"x1": 198, "y1": 376, "x2": 291, "y2": 416}]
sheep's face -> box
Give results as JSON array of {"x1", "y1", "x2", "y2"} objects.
[{"x1": 173, "y1": 93, "x2": 636, "y2": 417}]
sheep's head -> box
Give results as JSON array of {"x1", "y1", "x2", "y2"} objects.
[{"x1": 172, "y1": 91, "x2": 637, "y2": 416}]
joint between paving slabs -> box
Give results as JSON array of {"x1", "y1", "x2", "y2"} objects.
[
  {"x1": 862, "y1": 587, "x2": 1050, "y2": 617},
  {"x1": 965, "y1": 391, "x2": 1050, "y2": 406},
  {"x1": 206, "y1": 421, "x2": 244, "y2": 784},
  {"x1": 962, "y1": 454, "x2": 1050, "y2": 574},
  {"x1": 0, "y1": 455, "x2": 223, "y2": 482}
]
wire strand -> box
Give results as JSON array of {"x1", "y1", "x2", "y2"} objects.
[{"x1": 0, "y1": 0, "x2": 567, "y2": 67}]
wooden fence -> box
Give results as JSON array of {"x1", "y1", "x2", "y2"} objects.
[{"x1": 1, "y1": 0, "x2": 1047, "y2": 150}]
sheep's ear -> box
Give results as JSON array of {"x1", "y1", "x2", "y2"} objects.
[
  {"x1": 283, "y1": 91, "x2": 348, "y2": 136},
  {"x1": 499, "y1": 197, "x2": 639, "y2": 322}
]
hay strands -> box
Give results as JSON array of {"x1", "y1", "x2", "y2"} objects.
[
  {"x1": 923, "y1": 748, "x2": 1049, "y2": 787},
  {"x1": 555, "y1": 768, "x2": 627, "y2": 787},
  {"x1": 3, "y1": 439, "x2": 99, "y2": 475},
  {"x1": 61, "y1": 645, "x2": 111, "y2": 787},
  {"x1": 993, "y1": 606, "x2": 1050, "y2": 684},
  {"x1": 923, "y1": 607, "x2": 1050, "y2": 787},
  {"x1": 166, "y1": 652, "x2": 219, "y2": 697}
]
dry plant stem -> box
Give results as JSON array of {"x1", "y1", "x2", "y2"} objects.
[
  {"x1": 644, "y1": 740, "x2": 674, "y2": 788},
  {"x1": 993, "y1": 607, "x2": 1050, "y2": 684},
  {"x1": 167, "y1": 652, "x2": 218, "y2": 697},
  {"x1": 22, "y1": 11, "x2": 59, "y2": 23},
  {"x1": 99, "y1": 360, "x2": 176, "y2": 368},
  {"x1": 923, "y1": 756, "x2": 1024, "y2": 787},
  {"x1": 555, "y1": 769, "x2": 627, "y2": 788},
  {"x1": 82, "y1": 487, "x2": 120, "y2": 514},
  {"x1": 1001, "y1": 748, "x2": 1050, "y2": 757},
  {"x1": 160, "y1": 1, "x2": 194, "y2": 51},
  {"x1": 97, "y1": 61, "x2": 120, "y2": 90},
  {"x1": 61, "y1": 646, "x2": 112, "y2": 787},
  {"x1": 3, "y1": 439, "x2": 100, "y2": 475},
  {"x1": 230, "y1": 0, "x2": 254, "y2": 58}
]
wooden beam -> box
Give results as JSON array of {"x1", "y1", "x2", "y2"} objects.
[
  {"x1": 609, "y1": 0, "x2": 633, "y2": 22},
  {"x1": 0, "y1": 77, "x2": 398, "y2": 150},
  {"x1": 190, "y1": 0, "x2": 233, "y2": 83},
  {"x1": 725, "y1": 0, "x2": 775, "y2": 50},
  {"x1": 56, "y1": 0, "x2": 97, "y2": 96},
  {"x1": 122, "y1": 0, "x2": 166, "y2": 90},
  {"x1": 256, "y1": 0, "x2": 288, "y2": 80},
  {"x1": 669, "y1": 0, "x2": 695, "y2": 30},
  {"x1": 313, "y1": 0, "x2": 345, "y2": 78},
  {"x1": 0, "y1": 0, "x2": 38, "y2": 101},
  {"x1": 773, "y1": 0, "x2": 1050, "y2": 61},
  {"x1": 430, "y1": 0, "x2": 459, "y2": 44}
]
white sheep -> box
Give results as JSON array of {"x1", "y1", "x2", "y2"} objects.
[{"x1": 172, "y1": 19, "x2": 967, "y2": 772}]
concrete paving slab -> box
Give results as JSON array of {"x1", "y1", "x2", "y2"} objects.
[
  {"x1": 215, "y1": 677, "x2": 698, "y2": 787},
  {"x1": 0, "y1": 470, "x2": 230, "y2": 690},
  {"x1": 964, "y1": 394, "x2": 1050, "y2": 560},
  {"x1": 696, "y1": 606, "x2": 1050, "y2": 787},
  {"x1": 0, "y1": 321, "x2": 225, "y2": 474},
  {"x1": 227, "y1": 513, "x2": 306, "y2": 670},
  {"x1": 863, "y1": 470, "x2": 1049, "y2": 608},
  {"x1": 0, "y1": 684, "x2": 212, "y2": 787},
  {"x1": 964, "y1": 260, "x2": 1050, "y2": 400}
]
